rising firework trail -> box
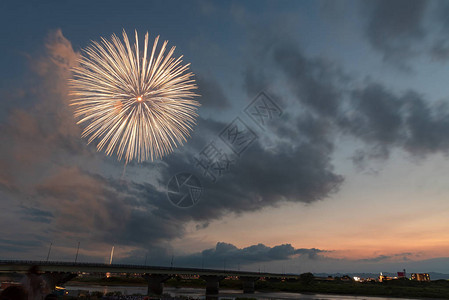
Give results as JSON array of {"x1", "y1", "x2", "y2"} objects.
[{"x1": 69, "y1": 30, "x2": 200, "y2": 163}]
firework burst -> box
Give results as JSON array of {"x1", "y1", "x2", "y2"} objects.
[{"x1": 69, "y1": 30, "x2": 200, "y2": 163}]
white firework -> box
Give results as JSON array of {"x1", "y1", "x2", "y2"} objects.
[{"x1": 69, "y1": 29, "x2": 200, "y2": 163}]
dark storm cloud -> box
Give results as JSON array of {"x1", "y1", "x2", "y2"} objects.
[
  {"x1": 372, "y1": 0, "x2": 449, "y2": 63},
  {"x1": 19, "y1": 205, "x2": 54, "y2": 224},
  {"x1": 195, "y1": 75, "x2": 231, "y2": 109},
  {"x1": 361, "y1": 0, "x2": 429, "y2": 70},
  {"x1": 106, "y1": 113, "x2": 342, "y2": 249},
  {"x1": 273, "y1": 43, "x2": 347, "y2": 118},
  {"x1": 339, "y1": 84, "x2": 405, "y2": 150},
  {"x1": 211, "y1": 138, "x2": 341, "y2": 208},
  {"x1": 243, "y1": 24, "x2": 449, "y2": 164},
  {"x1": 356, "y1": 252, "x2": 413, "y2": 263},
  {"x1": 403, "y1": 95, "x2": 449, "y2": 155},
  {"x1": 0, "y1": 238, "x2": 44, "y2": 254},
  {"x1": 430, "y1": 39, "x2": 449, "y2": 61},
  {"x1": 119, "y1": 242, "x2": 327, "y2": 268},
  {"x1": 135, "y1": 116, "x2": 343, "y2": 223},
  {"x1": 340, "y1": 83, "x2": 449, "y2": 158},
  {"x1": 198, "y1": 242, "x2": 326, "y2": 264}
]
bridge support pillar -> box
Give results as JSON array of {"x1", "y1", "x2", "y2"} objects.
[
  {"x1": 42, "y1": 272, "x2": 77, "y2": 291},
  {"x1": 143, "y1": 274, "x2": 171, "y2": 296},
  {"x1": 200, "y1": 275, "x2": 225, "y2": 295},
  {"x1": 240, "y1": 276, "x2": 258, "y2": 293}
]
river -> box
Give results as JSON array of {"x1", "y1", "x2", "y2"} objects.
[{"x1": 64, "y1": 284, "x2": 419, "y2": 300}]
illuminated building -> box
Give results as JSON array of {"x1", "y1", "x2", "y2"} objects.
[{"x1": 411, "y1": 273, "x2": 430, "y2": 281}]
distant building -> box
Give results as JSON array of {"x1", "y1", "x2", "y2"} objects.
[
  {"x1": 379, "y1": 274, "x2": 393, "y2": 282},
  {"x1": 411, "y1": 273, "x2": 430, "y2": 281},
  {"x1": 397, "y1": 269, "x2": 406, "y2": 278},
  {"x1": 379, "y1": 272, "x2": 398, "y2": 282}
]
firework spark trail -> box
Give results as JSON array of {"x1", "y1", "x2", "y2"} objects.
[{"x1": 69, "y1": 30, "x2": 200, "y2": 163}]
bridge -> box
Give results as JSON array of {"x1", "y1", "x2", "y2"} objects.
[{"x1": 0, "y1": 260, "x2": 300, "y2": 296}]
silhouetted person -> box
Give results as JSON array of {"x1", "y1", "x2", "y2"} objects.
[
  {"x1": 20, "y1": 266, "x2": 49, "y2": 300},
  {"x1": 0, "y1": 285, "x2": 28, "y2": 300}
]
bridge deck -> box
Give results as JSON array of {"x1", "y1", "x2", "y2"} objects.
[{"x1": 0, "y1": 260, "x2": 298, "y2": 279}]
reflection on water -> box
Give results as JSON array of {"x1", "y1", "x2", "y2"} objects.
[{"x1": 64, "y1": 285, "x2": 418, "y2": 300}]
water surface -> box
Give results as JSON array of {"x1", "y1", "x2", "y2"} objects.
[{"x1": 64, "y1": 284, "x2": 419, "y2": 300}]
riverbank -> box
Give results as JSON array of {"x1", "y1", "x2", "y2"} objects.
[{"x1": 68, "y1": 277, "x2": 449, "y2": 299}]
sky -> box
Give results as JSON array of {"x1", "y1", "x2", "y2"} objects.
[{"x1": 2, "y1": 0, "x2": 449, "y2": 275}]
